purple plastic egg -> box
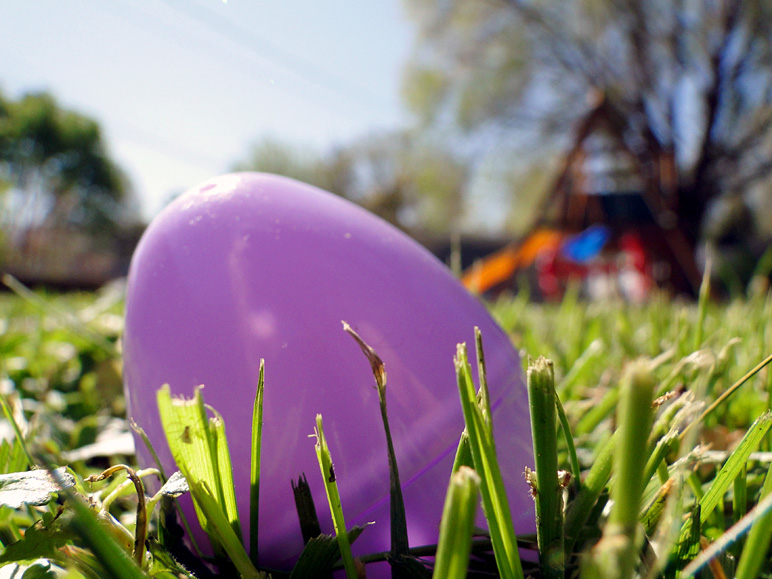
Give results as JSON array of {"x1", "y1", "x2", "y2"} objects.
[{"x1": 122, "y1": 173, "x2": 534, "y2": 571}]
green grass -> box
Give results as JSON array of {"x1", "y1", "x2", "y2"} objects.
[{"x1": 1, "y1": 281, "x2": 772, "y2": 577}]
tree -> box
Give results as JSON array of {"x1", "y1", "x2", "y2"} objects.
[
  {"x1": 234, "y1": 131, "x2": 469, "y2": 234},
  {"x1": 232, "y1": 135, "x2": 351, "y2": 195},
  {"x1": 342, "y1": 131, "x2": 468, "y2": 233},
  {"x1": 0, "y1": 90, "x2": 133, "y2": 244},
  {"x1": 402, "y1": 0, "x2": 772, "y2": 245}
]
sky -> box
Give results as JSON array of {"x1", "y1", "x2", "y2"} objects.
[{"x1": 2, "y1": 1, "x2": 413, "y2": 220}]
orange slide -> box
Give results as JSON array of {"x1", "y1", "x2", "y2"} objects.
[{"x1": 461, "y1": 228, "x2": 564, "y2": 293}]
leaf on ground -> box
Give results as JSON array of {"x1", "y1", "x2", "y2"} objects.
[
  {"x1": 0, "y1": 467, "x2": 75, "y2": 509},
  {"x1": 0, "y1": 560, "x2": 65, "y2": 579},
  {"x1": 62, "y1": 431, "x2": 136, "y2": 462}
]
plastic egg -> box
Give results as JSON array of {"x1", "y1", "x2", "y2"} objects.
[{"x1": 122, "y1": 173, "x2": 534, "y2": 571}]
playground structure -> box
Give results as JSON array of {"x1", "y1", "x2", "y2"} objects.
[{"x1": 462, "y1": 94, "x2": 703, "y2": 301}]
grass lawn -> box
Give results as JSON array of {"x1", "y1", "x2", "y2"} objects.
[{"x1": 1, "y1": 280, "x2": 771, "y2": 578}]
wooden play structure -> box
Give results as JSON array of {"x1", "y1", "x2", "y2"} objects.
[{"x1": 462, "y1": 95, "x2": 703, "y2": 300}]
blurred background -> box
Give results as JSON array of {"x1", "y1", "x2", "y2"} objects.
[{"x1": 2, "y1": 0, "x2": 771, "y2": 299}]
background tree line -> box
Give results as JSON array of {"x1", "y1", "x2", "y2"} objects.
[
  {"x1": 0, "y1": 90, "x2": 140, "y2": 286},
  {"x1": 0, "y1": 90, "x2": 136, "y2": 241},
  {"x1": 3, "y1": 0, "x2": 772, "y2": 286},
  {"x1": 239, "y1": 0, "x2": 772, "y2": 247}
]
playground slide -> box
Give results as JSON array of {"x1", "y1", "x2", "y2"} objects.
[{"x1": 461, "y1": 228, "x2": 563, "y2": 293}]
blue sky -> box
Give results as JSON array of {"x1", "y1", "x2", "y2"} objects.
[{"x1": 3, "y1": 1, "x2": 413, "y2": 219}]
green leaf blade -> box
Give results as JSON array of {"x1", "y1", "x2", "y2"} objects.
[{"x1": 454, "y1": 343, "x2": 524, "y2": 579}]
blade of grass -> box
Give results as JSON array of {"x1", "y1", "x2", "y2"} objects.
[
  {"x1": 609, "y1": 360, "x2": 656, "y2": 530},
  {"x1": 640, "y1": 477, "x2": 675, "y2": 536},
  {"x1": 1, "y1": 273, "x2": 117, "y2": 357},
  {"x1": 692, "y1": 260, "x2": 711, "y2": 351},
  {"x1": 585, "y1": 359, "x2": 656, "y2": 579},
  {"x1": 157, "y1": 385, "x2": 214, "y2": 536},
  {"x1": 131, "y1": 419, "x2": 202, "y2": 556},
  {"x1": 563, "y1": 431, "x2": 616, "y2": 557},
  {"x1": 455, "y1": 342, "x2": 524, "y2": 579},
  {"x1": 130, "y1": 420, "x2": 168, "y2": 481},
  {"x1": 559, "y1": 338, "x2": 603, "y2": 397},
  {"x1": 0, "y1": 393, "x2": 34, "y2": 469},
  {"x1": 696, "y1": 411, "x2": 772, "y2": 527},
  {"x1": 432, "y1": 466, "x2": 481, "y2": 579},
  {"x1": 451, "y1": 429, "x2": 473, "y2": 474},
  {"x1": 207, "y1": 404, "x2": 242, "y2": 542},
  {"x1": 731, "y1": 464, "x2": 747, "y2": 560},
  {"x1": 527, "y1": 356, "x2": 564, "y2": 579},
  {"x1": 682, "y1": 487, "x2": 772, "y2": 578},
  {"x1": 680, "y1": 353, "x2": 772, "y2": 443},
  {"x1": 0, "y1": 437, "x2": 28, "y2": 475},
  {"x1": 674, "y1": 505, "x2": 703, "y2": 571},
  {"x1": 575, "y1": 388, "x2": 619, "y2": 436},
  {"x1": 189, "y1": 480, "x2": 265, "y2": 579},
  {"x1": 734, "y1": 459, "x2": 772, "y2": 579},
  {"x1": 250, "y1": 359, "x2": 265, "y2": 566},
  {"x1": 554, "y1": 391, "x2": 581, "y2": 491},
  {"x1": 677, "y1": 411, "x2": 772, "y2": 551},
  {"x1": 641, "y1": 431, "x2": 679, "y2": 492},
  {"x1": 641, "y1": 473, "x2": 694, "y2": 579},
  {"x1": 157, "y1": 386, "x2": 242, "y2": 551},
  {"x1": 313, "y1": 414, "x2": 358, "y2": 579},
  {"x1": 342, "y1": 321, "x2": 410, "y2": 559},
  {"x1": 733, "y1": 464, "x2": 747, "y2": 525},
  {"x1": 290, "y1": 525, "x2": 369, "y2": 579},
  {"x1": 292, "y1": 473, "x2": 323, "y2": 545},
  {"x1": 474, "y1": 328, "x2": 493, "y2": 424}
]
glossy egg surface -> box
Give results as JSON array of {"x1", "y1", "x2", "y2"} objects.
[{"x1": 123, "y1": 172, "x2": 534, "y2": 570}]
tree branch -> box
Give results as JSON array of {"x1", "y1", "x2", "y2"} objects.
[
  {"x1": 724, "y1": 107, "x2": 772, "y2": 162},
  {"x1": 731, "y1": 158, "x2": 772, "y2": 193},
  {"x1": 499, "y1": 0, "x2": 613, "y2": 89},
  {"x1": 689, "y1": 0, "x2": 742, "y2": 195}
]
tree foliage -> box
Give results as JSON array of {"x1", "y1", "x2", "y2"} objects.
[
  {"x1": 232, "y1": 136, "x2": 343, "y2": 193},
  {"x1": 402, "y1": 0, "x2": 772, "y2": 242},
  {"x1": 234, "y1": 131, "x2": 469, "y2": 234},
  {"x1": 0, "y1": 90, "x2": 132, "y2": 240}
]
